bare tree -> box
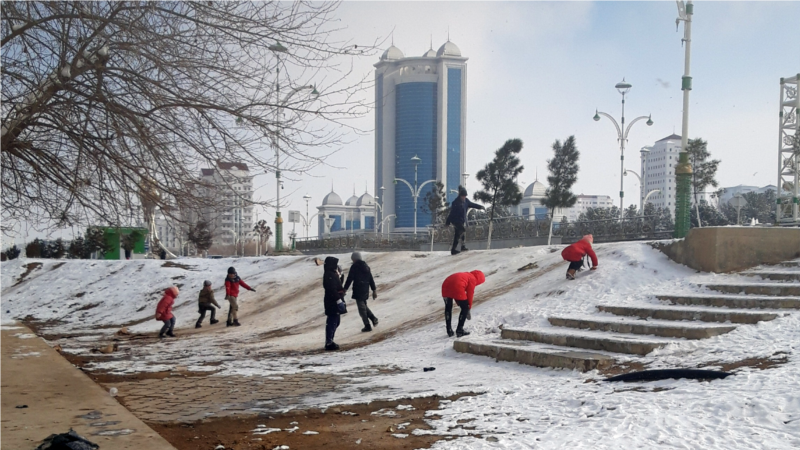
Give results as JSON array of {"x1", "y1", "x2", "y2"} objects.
[{"x1": 1, "y1": 1, "x2": 378, "y2": 235}]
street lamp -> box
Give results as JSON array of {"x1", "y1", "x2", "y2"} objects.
[
  {"x1": 376, "y1": 186, "x2": 385, "y2": 235},
  {"x1": 643, "y1": 189, "x2": 662, "y2": 209},
  {"x1": 302, "y1": 194, "x2": 312, "y2": 239},
  {"x1": 270, "y1": 41, "x2": 319, "y2": 251},
  {"x1": 623, "y1": 169, "x2": 644, "y2": 213},
  {"x1": 594, "y1": 78, "x2": 653, "y2": 216},
  {"x1": 394, "y1": 155, "x2": 437, "y2": 235}
]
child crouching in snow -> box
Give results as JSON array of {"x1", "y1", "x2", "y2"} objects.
[
  {"x1": 155, "y1": 286, "x2": 179, "y2": 338},
  {"x1": 441, "y1": 270, "x2": 485, "y2": 338},
  {"x1": 561, "y1": 234, "x2": 598, "y2": 280}
]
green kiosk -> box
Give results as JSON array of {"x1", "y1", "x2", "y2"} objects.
[{"x1": 87, "y1": 227, "x2": 149, "y2": 260}]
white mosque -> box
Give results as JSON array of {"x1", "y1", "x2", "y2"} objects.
[{"x1": 316, "y1": 188, "x2": 379, "y2": 237}]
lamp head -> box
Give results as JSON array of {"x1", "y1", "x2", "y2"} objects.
[
  {"x1": 393, "y1": 179, "x2": 398, "y2": 185},
  {"x1": 593, "y1": 110, "x2": 600, "y2": 122},
  {"x1": 269, "y1": 41, "x2": 288, "y2": 53},
  {"x1": 646, "y1": 115, "x2": 653, "y2": 126},
  {"x1": 615, "y1": 78, "x2": 632, "y2": 94},
  {"x1": 303, "y1": 194, "x2": 311, "y2": 200},
  {"x1": 410, "y1": 155, "x2": 421, "y2": 165},
  {"x1": 311, "y1": 86, "x2": 319, "y2": 97}
]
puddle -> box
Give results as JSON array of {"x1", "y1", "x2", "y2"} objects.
[
  {"x1": 90, "y1": 421, "x2": 122, "y2": 427},
  {"x1": 92, "y1": 428, "x2": 135, "y2": 436},
  {"x1": 77, "y1": 411, "x2": 103, "y2": 420}
]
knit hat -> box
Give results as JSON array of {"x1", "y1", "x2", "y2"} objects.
[
  {"x1": 582, "y1": 234, "x2": 594, "y2": 244},
  {"x1": 458, "y1": 186, "x2": 468, "y2": 197},
  {"x1": 351, "y1": 251, "x2": 363, "y2": 262},
  {"x1": 227, "y1": 267, "x2": 236, "y2": 274},
  {"x1": 203, "y1": 280, "x2": 212, "y2": 286}
]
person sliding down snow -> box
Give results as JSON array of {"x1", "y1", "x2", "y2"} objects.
[
  {"x1": 445, "y1": 187, "x2": 485, "y2": 255},
  {"x1": 561, "y1": 234, "x2": 598, "y2": 280},
  {"x1": 224, "y1": 267, "x2": 255, "y2": 327},
  {"x1": 441, "y1": 270, "x2": 486, "y2": 337},
  {"x1": 343, "y1": 252, "x2": 379, "y2": 332}
]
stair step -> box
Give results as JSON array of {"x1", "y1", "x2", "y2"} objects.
[
  {"x1": 548, "y1": 316, "x2": 736, "y2": 340},
  {"x1": 743, "y1": 272, "x2": 800, "y2": 281},
  {"x1": 658, "y1": 294, "x2": 800, "y2": 309},
  {"x1": 702, "y1": 283, "x2": 800, "y2": 297},
  {"x1": 778, "y1": 261, "x2": 800, "y2": 268},
  {"x1": 501, "y1": 327, "x2": 672, "y2": 356},
  {"x1": 453, "y1": 339, "x2": 616, "y2": 372},
  {"x1": 597, "y1": 304, "x2": 778, "y2": 324}
]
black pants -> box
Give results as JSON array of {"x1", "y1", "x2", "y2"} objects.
[
  {"x1": 325, "y1": 313, "x2": 340, "y2": 345},
  {"x1": 443, "y1": 297, "x2": 469, "y2": 332},
  {"x1": 196, "y1": 305, "x2": 216, "y2": 325},
  {"x1": 355, "y1": 298, "x2": 377, "y2": 328},
  {"x1": 451, "y1": 223, "x2": 466, "y2": 251},
  {"x1": 567, "y1": 260, "x2": 583, "y2": 272}
]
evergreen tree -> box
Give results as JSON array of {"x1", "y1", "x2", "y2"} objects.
[
  {"x1": 420, "y1": 181, "x2": 449, "y2": 225},
  {"x1": 578, "y1": 206, "x2": 621, "y2": 222},
  {"x1": 48, "y1": 238, "x2": 66, "y2": 259},
  {"x1": 685, "y1": 138, "x2": 720, "y2": 227},
  {"x1": 3, "y1": 244, "x2": 21, "y2": 260},
  {"x1": 84, "y1": 228, "x2": 110, "y2": 258},
  {"x1": 690, "y1": 201, "x2": 731, "y2": 227},
  {"x1": 720, "y1": 190, "x2": 777, "y2": 225},
  {"x1": 252, "y1": 220, "x2": 272, "y2": 254},
  {"x1": 624, "y1": 204, "x2": 639, "y2": 219},
  {"x1": 188, "y1": 221, "x2": 215, "y2": 254},
  {"x1": 474, "y1": 139, "x2": 525, "y2": 249},
  {"x1": 25, "y1": 239, "x2": 43, "y2": 258},
  {"x1": 68, "y1": 236, "x2": 85, "y2": 259},
  {"x1": 542, "y1": 136, "x2": 580, "y2": 245}
]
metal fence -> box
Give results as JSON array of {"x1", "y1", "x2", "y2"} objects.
[{"x1": 295, "y1": 215, "x2": 672, "y2": 253}]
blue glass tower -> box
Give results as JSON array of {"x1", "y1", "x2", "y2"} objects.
[{"x1": 374, "y1": 40, "x2": 468, "y2": 232}]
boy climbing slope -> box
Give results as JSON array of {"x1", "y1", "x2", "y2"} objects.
[
  {"x1": 561, "y1": 234, "x2": 598, "y2": 280},
  {"x1": 225, "y1": 267, "x2": 255, "y2": 327}
]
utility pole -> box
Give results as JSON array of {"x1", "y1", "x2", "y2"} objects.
[{"x1": 674, "y1": 0, "x2": 694, "y2": 238}]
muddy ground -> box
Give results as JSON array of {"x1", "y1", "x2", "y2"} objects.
[{"x1": 148, "y1": 394, "x2": 477, "y2": 450}]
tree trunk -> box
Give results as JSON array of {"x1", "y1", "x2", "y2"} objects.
[
  {"x1": 487, "y1": 220, "x2": 493, "y2": 250},
  {"x1": 695, "y1": 201, "x2": 703, "y2": 228},
  {"x1": 547, "y1": 210, "x2": 555, "y2": 246}
]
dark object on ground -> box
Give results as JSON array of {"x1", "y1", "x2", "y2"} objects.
[
  {"x1": 16, "y1": 404, "x2": 28, "y2": 408},
  {"x1": 605, "y1": 369, "x2": 733, "y2": 382},
  {"x1": 517, "y1": 262, "x2": 538, "y2": 271},
  {"x1": 423, "y1": 367, "x2": 436, "y2": 372},
  {"x1": 35, "y1": 429, "x2": 99, "y2": 450}
]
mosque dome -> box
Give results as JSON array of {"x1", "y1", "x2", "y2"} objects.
[
  {"x1": 423, "y1": 48, "x2": 437, "y2": 57},
  {"x1": 380, "y1": 45, "x2": 404, "y2": 61},
  {"x1": 357, "y1": 192, "x2": 375, "y2": 206},
  {"x1": 345, "y1": 194, "x2": 360, "y2": 206},
  {"x1": 322, "y1": 191, "x2": 342, "y2": 206},
  {"x1": 436, "y1": 41, "x2": 461, "y2": 57},
  {"x1": 524, "y1": 180, "x2": 547, "y2": 198}
]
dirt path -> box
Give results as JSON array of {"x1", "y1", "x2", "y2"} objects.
[{"x1": 148, "y1": 394, "x2": 476, "y2": 450}]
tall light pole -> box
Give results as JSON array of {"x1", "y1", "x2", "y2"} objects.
[
  {"x1": 594, "y1": 79, "x2": 653, "y2": 216},
  {"x1": 643, "y1": 189, "x2": 662, "y2": 211},
  {"x1": 376, "y1": 186, "x2": 385, "y2": 235},
  {"x1": 269, "y1": 41, "x2": 319, "y2": 251},
  {"x1": 302, "y1": 194, "x2": 311, "y2": 239},
  {"x1": 623, "y1": 169, "x2": 643, "y2": 213},
  {"x1": 394, "y1": 155, "x2": 436, "y2": 235},
  {"x1": 674, "y1": 0, "x2": 694, "y2": 237}
]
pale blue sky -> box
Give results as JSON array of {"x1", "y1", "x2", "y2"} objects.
[
  {"x1": 10, "y1": 1, "x2": 800, "y2": 244},
  {"x1": 271, "y1": 1, "x2": 799, "y2": 234}
]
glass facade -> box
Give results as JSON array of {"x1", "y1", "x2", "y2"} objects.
[
  {"x1": 395, "y1": 82, "x2": 437, "y2": 228},
  {"x1": 446, "y1": 68, "x2": 462, "y2": 203},
  {"x1": 375, "y1": 74, "x2": 384, "y2": 193},
  {"x1": 330, "y1": 215, "x2": 342, "y2": 232},
  {"x1": 364, "y1": 216, "x2": 375, "y2": 230}
]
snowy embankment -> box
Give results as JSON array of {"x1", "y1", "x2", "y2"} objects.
[{"x1": 2, "y1": 242, "x2": 799, "y2": 449}]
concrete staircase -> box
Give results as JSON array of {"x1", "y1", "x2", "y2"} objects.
[{"x1": 454, "y1": 259, "x2": 800, "y2": 372}]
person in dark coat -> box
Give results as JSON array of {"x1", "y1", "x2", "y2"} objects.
[
  {"x1": 343, "y1": 252, "x2": 378, "y2": 332},
  {"x1": 445, "y1": 187, "x2": 485, "y2": 255},
  {"x1": 195, "y1": 280, "x2": 221, "y2": 328},
  {"x1": 322, "y1": 256, "x2": 345, "y2": 350}
]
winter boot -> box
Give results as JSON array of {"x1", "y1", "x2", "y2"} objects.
[
  {"x1": 456, "y1": 329, "x2": 470, "y2": 338},
  {"x1": 210, "y1": 319, "x2": 219, "y2": 325},
  {"x1": 361, "y1": 326, "x2": 372, "y2": 332},
  {"x1": 447, "y1": 328, "x2": 455, "y2": 338},
  {"x1": 566, "y1": 269, "x2": 576, "y2": 280},
  {"x1": 371, "y1": 316, "x2": 379, "y2": 327},
  {"x1": 226, "y1": 321, "x2": 233, "y2": 327},
  {"x1": 325, "y1": 342, "x2": 339, "y2": 351},
  {"x1": 460, "y1": 246, "x2": 469, "y2": 252},
  {"x1": 158, "y1": 333, "x2": 165, "y2": 339},
  {"x1": 195, "y1": 323, "x2": 202, "y2": 329},
  {"x1": 233, "y1": 320, "x2": 241, "y2": 327},
  {"x1": 450, "y1": 249, "x2": 461, "y2": 256},
  {"x1": 166, "y1": 332, "x2": 176, "y2": 337}
]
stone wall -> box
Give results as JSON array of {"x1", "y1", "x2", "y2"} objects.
[{"x1": 656, "y1": 227, "x2": 800, "y2": 273}]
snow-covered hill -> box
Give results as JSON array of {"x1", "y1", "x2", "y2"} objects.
[{"x1": 2, "y1": 242, "x2": 799, "y2": 449}]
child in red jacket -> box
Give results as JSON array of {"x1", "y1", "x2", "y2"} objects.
[
  {"x1": 225, "y1": 267, "x2": 255, "y2": 327},
  {"x1": 441, "y1": 270, "x2": 485, "y2": 337},
  {"x1": 155, "y1": 286, "x2": 180, "y2": 338},
  {"x1": 561, "y1": 234, "x2": 598, "y2": 280}
]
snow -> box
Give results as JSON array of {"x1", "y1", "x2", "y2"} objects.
[{"x1": 2, "y1": 243, "x2": 799, "y2": 449}]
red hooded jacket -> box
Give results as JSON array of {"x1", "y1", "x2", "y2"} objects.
[
  {"x1": 561, "y1": 239, "x2": 598, "y2": 266},
  {"x1": 441, "y1": 270, "x2": 486, "y2": 308},
  {"x1": 155, "y1": 287, "x2": 178, "y2": 321},
  {"x1": 225, "y1": 275, "x2": 252, "y2": 298}
]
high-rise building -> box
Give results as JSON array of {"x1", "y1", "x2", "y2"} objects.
[
  {"x1": 641, "y1": 134, "x2": 681, "y2": 217},
  {"x1": 374, "y1": 41, "x2": 468, "y2": 231},
  {"x1": 198, "y1": 161, "x2": 254, "y2": 246}
]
